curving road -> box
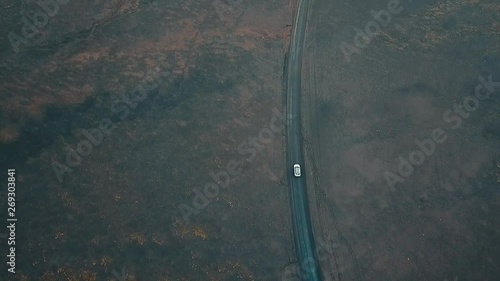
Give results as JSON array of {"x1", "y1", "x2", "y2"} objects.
[{"x1": 285, "y1": 0, "x2": 322, "y2": 280}]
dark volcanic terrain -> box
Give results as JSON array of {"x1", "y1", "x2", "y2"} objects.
[{"x1": 1, "y1": 1, "x2": 296, "y2": 280}]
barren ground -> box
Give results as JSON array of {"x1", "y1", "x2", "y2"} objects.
[
  {"x1": 303, "y1": 0, "x2": 500, "y2": 280},
  {"x1": 0, "y1": 0, "x2": 299, "y2": 280}
]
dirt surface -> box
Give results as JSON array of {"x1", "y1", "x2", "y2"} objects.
[
  {"x1": 303, "y1": 0, "x2": 500, "y2": 280},
  {"x1": 0, "y1": 0, "x2": 300, "y2": 280}
]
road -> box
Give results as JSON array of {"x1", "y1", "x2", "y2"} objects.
[{"x1": 285, "y1": 0, "x2": 322, "y2": 280}]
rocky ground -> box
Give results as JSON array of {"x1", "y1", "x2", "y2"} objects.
[
  {"x1": 303, "y1": 0, "x2": 500, "y2": 280},
  {"x1": 0, "y1": 0, "x2": 298, "y2": 280}
]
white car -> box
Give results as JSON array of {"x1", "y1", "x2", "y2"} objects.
[{"x1": 293, "y1": 164, "x2": 301, "y2": 177}]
